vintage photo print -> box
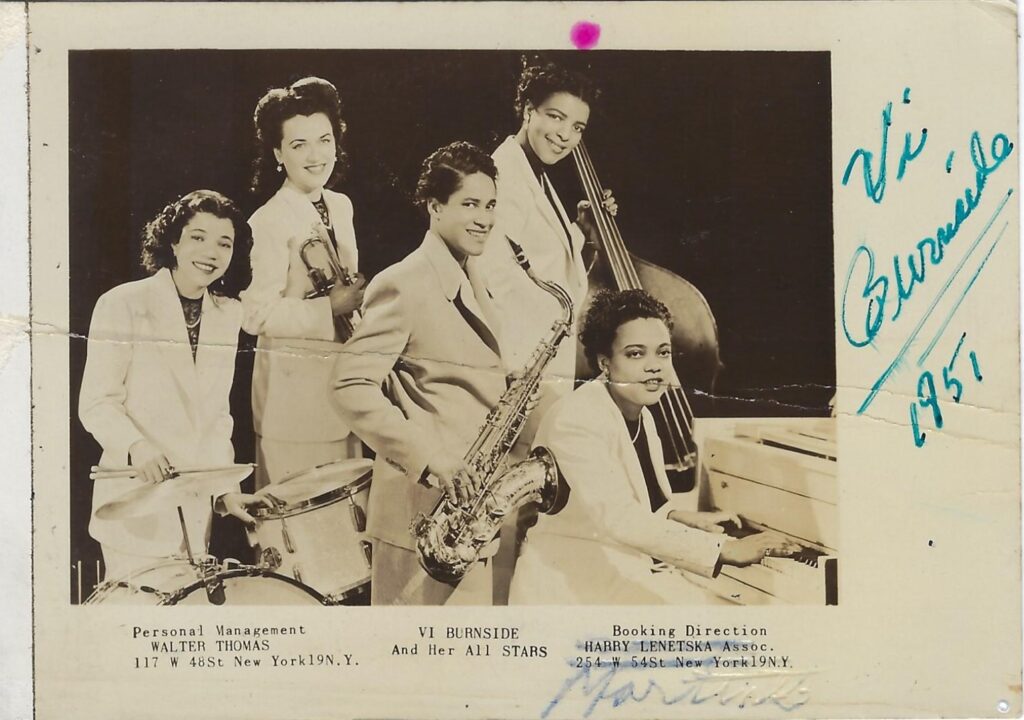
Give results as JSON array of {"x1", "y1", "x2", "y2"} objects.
[
  {"x1": 27, "y1": 2, "x2": 1020, "y2": 719},
  {"x1": 67, "y1": 47, "x2": 834, "y2": 606}
]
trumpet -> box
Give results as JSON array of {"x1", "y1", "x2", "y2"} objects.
[{"x1": 300, "y1": 232, "x2": 357, "y2": 342}]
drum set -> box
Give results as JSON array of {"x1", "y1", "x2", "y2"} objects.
[{"x1": 84, "y1": 459, "x2": 373, "y2": 606}]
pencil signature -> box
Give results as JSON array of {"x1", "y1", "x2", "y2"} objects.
[{"x1": 541, "y1": 663, "x2": 811, "y2": 718}]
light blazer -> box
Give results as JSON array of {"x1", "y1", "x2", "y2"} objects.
[
  {"x1": 79, "y1": 268, "x2": 241, "y2": 557},
  {"x1": 509, "y1": 379, "x2": 723, "y2": 605},
  {"x1": 479, "y1": 137, "x2": 588, "y2": 387},
  {"x1": 330, "y1": 231, "x2": 507, "y2": 550},
  {"x1": 240, "y1": 184, "x2": 358, "y2": 442}
]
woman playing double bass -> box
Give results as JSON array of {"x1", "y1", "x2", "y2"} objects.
[
  {"x1": 485, "y1": 59, "x2": 721, "y2": 489},
  {"x1": 480, "y1": 60, "x2": 617, "y2": 426}
]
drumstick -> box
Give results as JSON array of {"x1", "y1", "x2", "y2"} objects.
[
  {"x1": 91, "y1": 464, "x2": 254, "y2": 474},
  {"x1": 89, "y1": 468, "x2": 139, "y2": 480},
  {"x1": 90, "y1": 464, "x2": 256, "y2": 480}
]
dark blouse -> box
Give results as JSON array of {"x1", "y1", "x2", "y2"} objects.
[
  {"x1": 312, "y1": 195, "x2": 338, "y2": 250},
  {"x1": 625, "y1": 418, "x2": 667, "y2": 512},
  {"x1": 178, "y1": 294, "x2": 202, "y2": 360},
  {"x1": 524, "y1": 146, "x2": 574, "y2": 250}
]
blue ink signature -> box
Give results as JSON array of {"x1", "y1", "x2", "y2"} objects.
[
  {"x1": 851, "y1": 198, "x2": 1010, "y2": 416},
  {"x1": 541, "y1": 663, "x2": 811, "y2": 718},
  {"x1": 910, "y1": 332, "x2": 984, "y2": 447},
  {"x1": 839, "y1": 114, "x2": 1013, "y2": 417},
  {"x1": 842, "y1": 130, "x2": 1013, "y2": 349},
  {"x1": 842, "y1": 88, "x2": 928, "y2": 203}
]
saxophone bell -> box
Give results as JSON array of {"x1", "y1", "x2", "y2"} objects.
[{"x1": 411, "y1": 235, "x2": 574, "y2": 584}]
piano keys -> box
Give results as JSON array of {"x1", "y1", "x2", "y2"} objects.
[{"x1": 690, "y1": 418, "x2": 839, "y2": 605}]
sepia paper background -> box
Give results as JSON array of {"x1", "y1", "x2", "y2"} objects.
[{"x1": 22, "y1": 2, "x2": 1022, "y2": 718}]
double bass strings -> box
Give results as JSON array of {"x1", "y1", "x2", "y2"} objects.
[
  {"x1": 571, "y1": 142, "x2": 698, "y2": 467},
  {"x1": 573, "y1": 145, "x2": 698, "y2": 462}
]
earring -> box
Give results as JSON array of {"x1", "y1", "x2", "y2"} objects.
[{"x1": 276, "y1": 163, "x2": 283, "y2": 173}]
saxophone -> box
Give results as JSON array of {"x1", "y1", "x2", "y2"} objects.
[{"x1": 411, "y1": 237, "x2": 573, "y2": 584}]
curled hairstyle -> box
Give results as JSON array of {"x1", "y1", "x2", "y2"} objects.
[
  {"x1": 251, "y1": 76, "x2": 347, "y2": 196},
  {"x1": 414, "y1": 141, "x2": 497, "y2": 212},
  {"x1": 140, "y1": 189, "x2": 252, "y2": 299},
  {"x1": 579, "y1": 289, "x2": 673, "y2": 372},
  {"x1": 514, "y1": 60, "x2": 600, "y2": 121}
]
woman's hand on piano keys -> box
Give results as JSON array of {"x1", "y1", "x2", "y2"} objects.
[
  {"x1": 720, "y1": 533, "x2": 804, "y2": 567},
  {"x1": 667, "y1": 509, "x2": 741, "y2": 534}
]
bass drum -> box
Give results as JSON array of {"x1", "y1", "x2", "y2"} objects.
[{"x1": 84, "y1": 559, "x2": 325, "y2": 605}]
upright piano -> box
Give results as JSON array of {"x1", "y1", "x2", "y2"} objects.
[{"x1": 689, "y1": 418, "x2": 838, "y2": 605}]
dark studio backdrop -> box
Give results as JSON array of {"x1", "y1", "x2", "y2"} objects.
[{"x1": 68, "y1": 50, "x2": 834, "y2": 600}]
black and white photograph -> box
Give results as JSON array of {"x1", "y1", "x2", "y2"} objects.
[
  {"x1": 22, "y1": 3, "x2": 1020, "y2": 719},
  {"x1": 68, "y1": 49, "x2": 836, "y2": 607}
]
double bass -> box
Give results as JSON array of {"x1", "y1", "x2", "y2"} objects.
[{"x1": 572, "y1": 142, "x2": 723, "y2": 486}]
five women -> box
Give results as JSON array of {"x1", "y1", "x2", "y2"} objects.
[{"x1": 80, "y1": 64, "x2": 796, "y2": 603}]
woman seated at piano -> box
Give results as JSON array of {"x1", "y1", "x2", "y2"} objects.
[
  {"x1": 509, "y1": 289, "x2": 799, "y2": 605},
  {"x1": 330, "y1": 141, "x2": 509, "y2": 606},
  {"x1": 241, "y1": 76, "x2": 366, "y2": 488},
  {"x1": 79, "y1": 190, "x2": 273, "y2": 581}
]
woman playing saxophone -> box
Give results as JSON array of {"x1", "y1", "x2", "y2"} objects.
[{"x1": 330, "y1": 141, "x2": 507, "y2": 605}]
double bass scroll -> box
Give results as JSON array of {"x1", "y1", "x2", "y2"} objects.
[{"x1": 572, "y1": 141, "x2": 723, "y2": 478}]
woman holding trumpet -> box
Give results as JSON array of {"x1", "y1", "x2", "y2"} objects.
[
  {"x1": 80, "y1": 190, "x2": 272, "y2": 581},
  {"x1": 241, "y1": 76, "x2": 365, "y2": 488}
]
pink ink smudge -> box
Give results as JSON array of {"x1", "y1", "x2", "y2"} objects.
[{"x1": 570, "y1": 21, "x2": 601, "y2": 50}]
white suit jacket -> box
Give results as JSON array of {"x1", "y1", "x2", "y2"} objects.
[
  {"x1": 479, "y1": 137, "x2": 588, "y2": 395},
  {"x1": 241, "y1": 184, "x2": 358, "y2": 442},
  {"x1": 510, "y1": 380, "x2": 724, "y2": 605},
  {"x1": 79, "y1": 268, "x2": 241, "y2": 556},
  {"x1": 330, "y1": 231, "x2": 507, "y2": 550}
]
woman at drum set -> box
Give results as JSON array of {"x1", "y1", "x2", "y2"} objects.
[{"x1": 79, "y1": 190, "x2": 275, "y2": 584}]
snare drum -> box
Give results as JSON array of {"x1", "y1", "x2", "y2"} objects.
[
  {"x1": 84, "y1": 559, "x2": 324, "y2": 605},
  {"x1": 249, "y1": 459, "x2": 373, "y2": 604}
]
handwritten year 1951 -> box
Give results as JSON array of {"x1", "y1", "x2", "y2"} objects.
[
  {"x1": 839, "y1": 86, "x2": 1013, "y2": 447},
  {"x1": 911, "y1": 332, "x2": 983, "y2": 447}
]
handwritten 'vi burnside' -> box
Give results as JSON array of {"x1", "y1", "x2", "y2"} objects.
[{"x1": 840, "y1": 87, "x2": 1014, "y2": 445}]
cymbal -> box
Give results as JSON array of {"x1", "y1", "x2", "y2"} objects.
[{"x1": 94, "y1": 464, "x2": 256, "y2": 521}]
